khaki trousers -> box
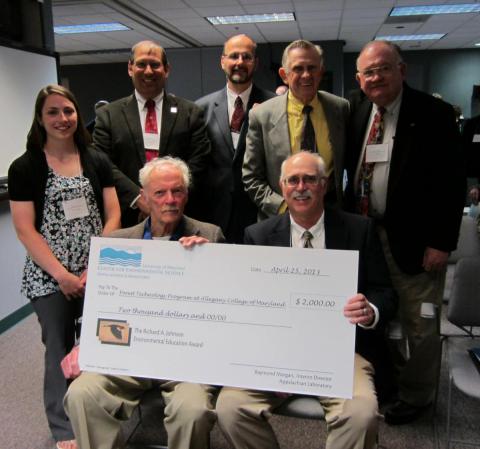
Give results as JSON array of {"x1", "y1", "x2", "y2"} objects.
[
  {"x1": 216, "y1": 354, "x2": 378, "y2": 449},
  {"x1": 64, "y1": 372, "x2": 216, "y2": 449},
  {"x1": 378, "y1": 227, "x2": 444, "y2": 406}
]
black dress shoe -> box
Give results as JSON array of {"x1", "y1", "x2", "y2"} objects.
[{"x1": 384, "y1": 400, "x2": 430, "y2": 425}]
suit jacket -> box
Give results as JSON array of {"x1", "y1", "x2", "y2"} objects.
[
  {"x1": 242, "y1": 91, "x2": 349, "y2": 219},
  {"x1": 196, "y1": 85, "x2": 275, "y2": 241},
  {"x1": 93, "y1": 92, "x2": 211, "y2": 226},
  {"x1": 244, "y1": 208, "x2": 398, "y2": 399},
  {"x1": 462, "y1": 114, "x2": 480, "y2": 178},
  {"x1": 346, "y1": 84, "x2": 466, "y2": 274},
  {"x1": 108, "y1": 215, "x2": 225, "y2": 243}
]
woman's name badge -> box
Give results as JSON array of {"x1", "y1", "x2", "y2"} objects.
[
  {"x1": 63, "y1": 196, "x2": 89, "y2": 220},
  {"x1": 366, "y1": 143, "x2": 389, "y2": 163}
]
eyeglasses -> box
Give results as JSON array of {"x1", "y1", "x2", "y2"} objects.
[
  {"x1": 283, "y1": 175, "x2": 323, "y2": 187},
  {"x1": 357, "y1": 64, "x2": 398, "y2": 79},
  {"x1": 223, "y1": 52, "x2": 255, "y2": 62},
  {"x1": 134, "y1": 61, "x2": 162, "y2": 70}
]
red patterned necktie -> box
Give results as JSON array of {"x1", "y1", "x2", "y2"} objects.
[
  {"x1": 230, "y1": 96, "x2": 244, "y2": 133},
  {"x1": 357, "y1": 107, "x2": 386, "y2": 216},
  {"x1": 145, "y1": 99, "x2": 158, "y2": 162}
]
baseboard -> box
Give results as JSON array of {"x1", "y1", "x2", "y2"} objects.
[{"x1": 0, "y1": 303, "x2": 34, "y2": 335}]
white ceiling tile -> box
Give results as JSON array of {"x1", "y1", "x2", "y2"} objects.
[
  {"x1": 135, "y1": 0, "x2": 191, "y2": 9},
  {"x1": 293, "y1": 1, "x2": 348, "y2": 12},
  {"x1": 192, "y1": 6, "x2": 246, "y2": 15},
  {"x1": 185, "y1": 0, "x2": 240, "y2": 6},
  {"x1": 242, "y1": 3, "x2": 292, "y2": 14}
]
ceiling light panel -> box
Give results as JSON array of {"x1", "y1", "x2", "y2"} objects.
[
  {"x1": 375, "y1": 33, "x2": 446, "y2": 41},
  {"x1": 54, "y1": 23, "x2": 131, "y2": 34},
  {"x1": 391, "y1": 4, "x2": 480, "y2": 16},
  {"x1": 206, "y1": 12, "x2": 295, "y2": 25}
]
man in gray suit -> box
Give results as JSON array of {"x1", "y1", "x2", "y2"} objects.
[
  {"x1": 93, "y1": 40, "x2": 210, "y2": 227},
  {"x1": 63, "y1": 157, "x2": 224, "y2": 449},
  {"x1": 243, "y1": 39, "x2": 349, "y2": 219},
  {"x1": 196, "y1": 34, "x2": 274, "y2": 242}
]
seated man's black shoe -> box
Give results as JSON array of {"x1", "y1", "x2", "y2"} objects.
[{"x1": 384, "y1": 400, "x2": 430, "y2": 425}]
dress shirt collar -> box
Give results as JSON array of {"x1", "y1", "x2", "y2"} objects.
[
  {"x1": 287, "y1": 90, "x2": 320, "y2": 116},
  {"x1": 374, "y1": 89, "x2": 402, "y2": 117},
  {"x1": 134, "y1": 89, "x2": 164, "y2": 109},
  {"x1": 142, "y1": 216, "x2": 185, "y2": 241},
  {"x1": 226, "y1": 84, "x2": 252, "y2": 111},
  {"x1": 289, "y1": 212, "x2": 325, "y2": 249}
]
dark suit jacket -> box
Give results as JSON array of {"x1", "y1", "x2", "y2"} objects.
[
  {"x1": 462, "y1": 114, "x2": 480, "y2": 179},
  {"x1": 196, "y1": 85, "x2": 275, "y2": 242},
  {"x1": 93, "y1": 92, "x2": 211, "y2": 226},
  {"x1": 346, "y1": 84, "x2": 466, "y2": 274},
  {"x1": 244, "y1": 208, "x2": 398, "y2": 401}
]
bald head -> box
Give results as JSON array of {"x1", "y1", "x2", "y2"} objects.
[{"x1": 356, "y1": 40, "x2": 406, "y2": 107}]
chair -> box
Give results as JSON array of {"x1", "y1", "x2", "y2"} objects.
[
  {"x1": 443, "y1": 257, "x2": 480, "y2": 449},
  {"x1": 126, "y1": 393, "x2": 327, "y2": 449},
  {"x1": 443, "y1": 216, "x2": 480, "y2": 303},
  {"x1": 273, "y1": 395, "x2": 325, "y2": 420}
]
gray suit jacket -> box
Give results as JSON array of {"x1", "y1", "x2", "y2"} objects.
[
  {"x1": 243, "y1": 91, "x2": 349, "y2": 219},
  {"x1": 108, "y1": 215, "x2": 225, "y2": 243}
]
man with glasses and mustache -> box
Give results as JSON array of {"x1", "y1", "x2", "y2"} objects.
[
  {"x1": 243, "y1": 39, "x2": 349, "y2": 220},
  {"x1": 345, "y1": 40, "x2": 465, "y2": 424},
  {"x1": 93, "y1": 40, "x2": 210, "y2": 227},
  {"x1": 196, "y1": 35, "x2": 274, "y2": 242},
  {"x1": 216, "y1": 151, "x2": 397, "y2": 449}
]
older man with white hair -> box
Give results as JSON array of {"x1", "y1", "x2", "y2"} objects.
[{"x1": 63, "y1": 156, "x2": 224, "y2": 449}]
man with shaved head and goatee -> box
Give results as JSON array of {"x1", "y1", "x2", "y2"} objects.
[
  {"x1": 196, "y1": 34, "x2": 274, "y2": 242},
  {"x1": 93, "y1": 40, "x2": 210, "y2": 227}
]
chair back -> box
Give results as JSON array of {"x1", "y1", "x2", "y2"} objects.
[{"x1": 447, "y1": 256, "x2": 480, "y2": 328}]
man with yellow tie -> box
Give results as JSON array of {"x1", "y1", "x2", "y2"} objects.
[{"x1": 242, "y1": 39, "x2": 349, "y2": 220}]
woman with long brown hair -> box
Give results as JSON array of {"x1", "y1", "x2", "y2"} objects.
[{"x1": 8, "y1": 84, "x2": 121, "y2": 449}]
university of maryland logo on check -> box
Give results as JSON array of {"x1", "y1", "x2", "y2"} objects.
[{"x1": 97, "y1": 318, "x2": 132, "y2": 346}]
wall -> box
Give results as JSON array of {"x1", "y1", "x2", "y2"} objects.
[
  {"x1": 0, "y1": 202, "x2": 27, "y2": 322},
  {"x1": 344, "y1": 48, "x2": 480, "y2": 118},
  {"x1": 60, "y1": 40, "x2": 345, "y2": 124}
]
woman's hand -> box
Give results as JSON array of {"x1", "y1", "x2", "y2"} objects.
[{"x1": 56, "y1": 270, "x2": 85, "y2": 300}]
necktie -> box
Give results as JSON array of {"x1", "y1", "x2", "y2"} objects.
[
  {"x1": 357, "y1": 107, "x2": 386, "y2": 216},
  {"x1": 301, "y1": 105, "x2": 316, "y2": 152},
  {"x1": 302, "y1": 230, "x2": 314, "y2": 248},
  {"x1": 145, "y1": 99, "x2": 158, "y2": 162},
  {"x1": 230, "y1": 96, "x2": 244, "y2": 133},
  {"x1": 145, "y1": 99, "x2": 158, "y2": 133}
]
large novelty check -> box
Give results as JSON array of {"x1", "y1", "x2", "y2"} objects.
[{"x1": 79, "y1": 237, "x2": 358, "y2": 398}]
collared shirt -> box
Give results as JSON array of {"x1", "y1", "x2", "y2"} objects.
[
  {"x1": 227, "y1": 84, "x2": 252, "y2": 149},
  {"x1": 289, "y1": 212, "x2": 379, "y2": 328},
  {"x1": 354, "y1": 90, "x2": 402, "y2": 218},
  {"x1": 286, "y1": 91, "x2": 333, "y2": 179},
  {"x1": 134, "y1": 89, "x2": 164, "y2": 140},
  {"x1": 142, "y1": 216, "x2": 186, "y2": 241},
  {"x1": 289, "y1": 213, "x2": 325, "y2": 249}
]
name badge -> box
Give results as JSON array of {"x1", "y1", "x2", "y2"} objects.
[
  {"x1": 473, "y1": 134, "x2": 480, "y2": 143},
  {"x1": 170, "y1": 107, "x2": 178, "y2": 114},
  {"x1": 143, "y1": 132, "x2": 160, "y2": 150},
  {"x1": 366, "y1": 143, "x2": 389, "y2": 163},
  {"x1": 63, "y1": 196, "x2": 89, "y2": 221}
]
